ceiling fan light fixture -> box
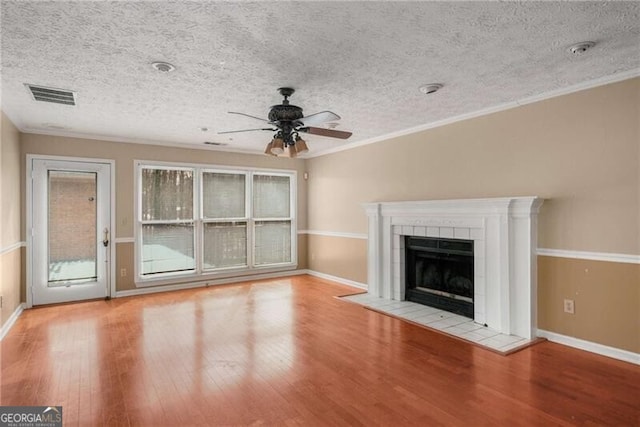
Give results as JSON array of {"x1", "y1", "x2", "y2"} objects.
[
  {"x1": 222, "y1": 88, "x2": 352, "y2": 157},
  {"x1": 295, "y1": 137, "x2": 309, "y2": 154},
  {"x1": 287, "y1": 144, "x2": 298, "y2": 158},
  {"x1": 264, "y1": 140, "x2": 276, "y2": 156},
  {"x1": 270, "y1": 138, "x2": 285, "y2": 155}
]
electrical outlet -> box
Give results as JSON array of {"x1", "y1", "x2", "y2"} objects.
[
  {"x1": 120, "y1": 268, "x2": 126, "y2": 277},
  {"x1": 563, "y1": 299, "x2": 575, "y2": 314}
]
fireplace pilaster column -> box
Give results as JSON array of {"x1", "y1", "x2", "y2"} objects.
[{"x1": 363, "y1": 203, "x2": 382, "y2": 297}]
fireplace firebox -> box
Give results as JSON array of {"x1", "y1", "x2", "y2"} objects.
[{"x1": 405, "y1": 236, "x2": 474, "y2": 318}]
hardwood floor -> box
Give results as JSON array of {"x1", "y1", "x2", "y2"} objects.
[{"x1": 2, "y1": 275, "x2": 638, "y2": 426}]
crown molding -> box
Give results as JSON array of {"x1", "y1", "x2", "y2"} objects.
[{"x1": 309, "y1": 69, "x2": 640, "y2": 158}]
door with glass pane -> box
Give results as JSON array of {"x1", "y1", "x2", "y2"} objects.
[{"x1": 31, "y1": 159, "x2": 111, "y2": 305}]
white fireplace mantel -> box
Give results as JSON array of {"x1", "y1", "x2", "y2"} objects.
[{"x1": 363, "y1": 197, "x2": 543, "y2": 339}]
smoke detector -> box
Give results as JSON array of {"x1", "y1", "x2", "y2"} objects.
[
  {"x1": 151, "y1": 61, "x2": 176, "y2": 73},
  {"x1": 419, "y1": 83, "x2": 443, "y2": 95},
  {"x1": 567, "y1": 42, "x2": 595, "y2": 55}
]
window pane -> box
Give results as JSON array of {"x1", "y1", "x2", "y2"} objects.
[
  {"x1": 203, "y1": 172, "x2": 245, "y2": 218},
  {"x1": 254, "y1": 220, "x2": 291, "y2": 265},
  {"x1": 142, "y1": 224, "x2": 195, "y2": 275},
  {"x1": 253, "y1": 175, "x2": 290, "y2": 218},
  {"x1": 203, "y1": 222, "x2": 247, "y2": 269},
  {"x1": 48, "y1": 171, "x2": 97, "y2": 284},
  {"x1": 141, "y1": 169, "x2": 193, "y2": 220}
]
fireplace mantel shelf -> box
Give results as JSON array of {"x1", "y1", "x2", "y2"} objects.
[{"x1": 363, "y1": 197, "x2": 543, "y2": 339}]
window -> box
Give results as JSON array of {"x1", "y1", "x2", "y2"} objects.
[
  {"x1": 137, "y1": 163, "x2": 295, "y2": 281},
  {"x1": 140, "y1": 167, "x2": 195, "y2": 276},
  {"x1": 253, "y1": 174, "x2": 292, "y2": 265},
  {"x1": 202, "y1": 171, "x2": 247, "y2": 270}
]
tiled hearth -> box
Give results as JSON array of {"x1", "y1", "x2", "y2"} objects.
[{"x1": 341, "y1": 293, "x2": 535, "y2": 353}]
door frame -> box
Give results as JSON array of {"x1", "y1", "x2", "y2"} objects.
[{"x1": 26, "y1": 154, "x2": 116, "y2": 308}]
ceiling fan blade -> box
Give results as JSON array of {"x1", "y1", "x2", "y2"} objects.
[
  {"x1": 228, "y1": 111, "x2": 270, "y2": 122},
  {"x1": 299, "y1": 111, "x2": 341, "y2": 126},
  {"x1": 301, "y1": 127, "x2": 352, "y2": 139},
  {"x1": 218, "y1": 128, "x2": 275, "y2": 134}
]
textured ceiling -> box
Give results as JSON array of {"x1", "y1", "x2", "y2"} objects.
[{"x1": 1, "y1": 1, "x2": 639, "y2": 157}]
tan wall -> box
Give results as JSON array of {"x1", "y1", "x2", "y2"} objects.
[
  {"x1": 115, "y1": 242, "x2": 135, "y2": 291},
  {"x1": 306, "y1": 78, "x2": 640, "y2": 352},
  {"x1": 538, "y1": 256, "x2": 639, "y2": 353},
  {"x1": 20, "y1": 134, "x2": 308, "y2": 292},
  {"x1": 307, "y1": 234, "x2": 367, "y2": 284},
  {"x1": 296, "y1": 233, "x2": 308, "y2": 271},
  {"x1": 1, "y1": 112, "x2": 21, "y2": 248},
  {"x1": 308, "y1": 78, "x2": 639, "y2": 254},
  {"x1": 0, "y1": 250, "x2": 22, "y2": 326},
  {"x1": 1, "y1": 112, "x2": 23, "y2": 327}
]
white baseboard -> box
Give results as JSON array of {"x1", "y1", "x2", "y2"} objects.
[
  {"x1": 304, "y1": 269, "x2": 368, "y2": 291},
  {"x1": 1, "y1": 303, "x2": 25, "y2": 341},
  {"x1": 115, "y1": 269, "x2": 307, "y2": 298},
  {"x1": 537, "y1": 329, "x2": 639, "y2": 365}
]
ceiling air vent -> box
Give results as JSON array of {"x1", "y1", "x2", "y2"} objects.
[{"x1": 25, "y1": 84, "x2": 76, "y2": 106}]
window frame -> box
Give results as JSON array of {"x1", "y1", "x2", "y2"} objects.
[
  {"x1": 138, "y1": 164, "x2": 197, "y2": 278},
  {"x1": 252, "y1": 171, "x2": 295, "y2": 267},
  {"x1": 200, "y1": 168, "x2": 250, "y2": 272},
  {"x1": 134, "y1": 160, "x2": 297, "y2": 286}
]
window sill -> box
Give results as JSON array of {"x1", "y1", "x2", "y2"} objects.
[{"x1": 135, "y1": 264, "x2": 298, "y2": 288}]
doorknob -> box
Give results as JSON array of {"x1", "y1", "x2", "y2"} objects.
[{"x1": 103, "y1": 228, "x2": 109, "y2": 247}]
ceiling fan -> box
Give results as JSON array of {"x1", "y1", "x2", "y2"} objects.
[{"x1": 219, "y1": 87, "x2": 352, "y2": 157}]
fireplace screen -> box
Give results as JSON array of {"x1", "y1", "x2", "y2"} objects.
[{"x1": 405, "y1": 236, "x2": 474, "y2": 318}]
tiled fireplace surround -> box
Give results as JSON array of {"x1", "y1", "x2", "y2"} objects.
[{"x1": 363, "y1": 197, "x2": 543, "y2": 339}]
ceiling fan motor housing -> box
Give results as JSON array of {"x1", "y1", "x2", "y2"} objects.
[{"x1": 268, "y1": 104, "x2": 303, "y2": 122}]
